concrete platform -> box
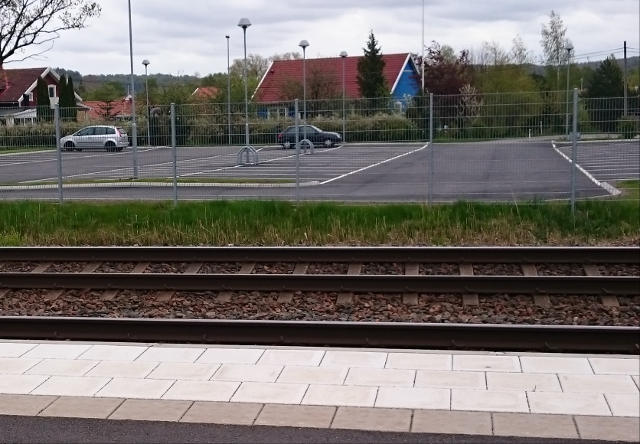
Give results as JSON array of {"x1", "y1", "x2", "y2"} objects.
[{"x1": 0, "y1": 340, "x2": 638, "y2": 442}]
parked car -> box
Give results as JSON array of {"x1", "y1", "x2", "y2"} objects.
[
  {"x1": 60, "y1": 125, "x2": 129, "y2": 152},
  {"x1": 277, "y1": 125, "x2": 342, "y2": 149}
]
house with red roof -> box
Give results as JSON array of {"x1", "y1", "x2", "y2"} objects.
[
  {"x1": 0, "y1": 67, "x2": 83, "y2": 125},
  {"x1": 253, "y1": 53, "x2": 420, "y2": 107},
  {"x1": 192, "y1": 86, "x2": 220, "y2": 101}
]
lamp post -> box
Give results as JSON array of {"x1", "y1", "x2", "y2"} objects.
[
  {"x1": 238, "y1": 18, "x2": 251, "y2": 149},
  {"x1": 340, "y1": 51, "x2": 347, "y2": 143},
  {"x1": 421, "y1": 0, "x2": 425, "y2": 94},
  {"x1": 127, "y1": 0, "x2": 138, "y2": 178},
  {"x1": 142, "y1": 59, "x2": 150, "y2": 147},
  {"x1": 226, "y1": 35, "x2": 231, "y2": 145},
  {"x1": 565, "y1": 43, "x2": 573, "y2": 137},
  {"x1": 299, "y1": 40, "x2": 309, "y2": 142}
]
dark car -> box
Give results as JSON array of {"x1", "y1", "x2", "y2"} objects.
[{"x1": 277, "y1": 125, "x2": 342, "y2": 149}]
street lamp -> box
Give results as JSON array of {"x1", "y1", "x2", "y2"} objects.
[
  {"x1": 226, "y1": 35, "x2": 231, "y2": 146},
  {"x1": 127, "y1": 0, "x2": 138, "y2": 178},
  {"x1": 142, "y1": 59, "x2": 150, "y2": 147},
  {"x1": 565, "y1": 43, "x2": 574, "y2": 137},
  {"x1": 340, "y1": 51, "x2": 347, "y2": 143},
  {"x1": 299, "y1": 40, "x2": 309, "y2": 143},
  {"x1": 236, "y1": 17, "x2": 257, "y2": 165}
]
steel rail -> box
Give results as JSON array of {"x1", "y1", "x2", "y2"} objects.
[
  {"x1": 1, "y1": 246, "x2": 639, "y2": 264},
  {"x1": 0, "y1": 316, "x2": 637, "y2": 354},
  {"x1": 1, "y1": 273, "x2": 638, "y2": 295}
]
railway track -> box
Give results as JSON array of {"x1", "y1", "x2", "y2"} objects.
[{"x1": 1, "y1": 247, "x2": 638, "y2": 353}]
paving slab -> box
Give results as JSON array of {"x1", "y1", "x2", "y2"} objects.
[
  {"x1": 257, "y1": 349, "x2": 324, "y2": 366},
  {"x1": 109, "y1": 399, "x2": 192, "y2": 422},
  {"x1": 162, "y1": 380, "x2": 240, "y2": 402},
  {"x1": 451, "y1": 389, "x2": 529, "y2": 413},
  {"x1": 411, "y1": 410, "x2": 492, "y2": 435},
  {"x1": 588, "y1": 357, "x2": 640, "y2": 375},
  {"x1": 575, "y1": 415, "x2": 640, "y2": 442},
  {"x1": 558, "y1": 374, "x2": 638, "y2": 394},
  {"x1": 213, "y1": 364, "x2": 282, "y2": 383},
  {"x1": 136, "y1": 347, "x2": 205, "y2": 363},
  {"x1": 196, "y1": 348, "x2": 264, "y2": 365},
  {"x1": 375, "y1": 387, "x2": 450, "y2": 409},
  {"x1": 605, "y1": 393, "x2": 640, "y2": 417},
  {"x1": 385, "y1": 353, "x2": 451, "y2": 370},
  {"x1": 527, "y1": 391, "x2": 611, "y2": 416},
  {"x1": 86, "y1": 361, "x2": 158, "y2": 378},
  {"x1": 486, "y1": 372, "x2": 561, "y2": 392},
  {"x1": 231, "y1": 382, "x2": 307, "y2": 404},
  {"x1": 180, "y1": 401, "x2": 262, "y2": 425},
  {"x1": 22, "y1": 344, "x2": 91, "y2": 360},
  {"x1": 493, "y1": 412, "x2": 578, "y2": 439},
  {"x1": 78, "y1": 345, "x2": 148, "y2": 361},
  {"x1": 0, "y1": 342, "x2": 37, "y2": 358},
  {"x1": 0, "y1": 394, "x2": 56, "y2": 416},
  {"x1": 255, "y1": 404, "x2": 335, "y2": 428},
  {"x1": 453, "y1": 355, "x2": 521, "y2": 372},
  {"x1": 25, "y1": 359, "x2": 98, "y2": 377},
  {"x1": 0, "y1": 358, "x2": 41, "y2": 375},
  {"x1": 415, "y1": 370, "x2": 486, "y2": 389},
  {"x1": 302, "y1": 384, "x2": 377, "y2": 407},
  {"x1": 40, "y1": 396, "x2": 124, "y2": 419},
  {"x1": 320, "y1": 351, "x2": 387, "y2": 368},
  {"x1": 147, "y1": 362, "x2": 219, "y2": 381},
  {"x1": 520, "y1": 356, "x2": 592, "y2": 374},
  {"x1": 31, "y1": 376, "x2": 109, "y2": 397},
  {"x1": 345, "y1": 367, "x2": 415, "y2": 387},
  {"x1": 277, "y1": 366, "x2": 347, "y2": 385},
  {"x1": 332, "y1": 406, "x2": 411, "y2": 432},
  {"x1": 96, "y1": 377, "x2": 174, "y2": 399}
]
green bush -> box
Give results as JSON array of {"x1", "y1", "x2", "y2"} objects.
[{"x1": 617, "y1": 116, "x2": 639, "y2": 139}]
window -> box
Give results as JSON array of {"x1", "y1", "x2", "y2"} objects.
[
  {"x1": 105, "y1": 127, "x2": 116, "y2": 135},
  {"x1": 28, "y1": 93, "x2": 34, "y2": 102},
  {"x1": 48, "y1": 85, "x2": 56, "y2": 98},
  {"x1": 76, "y1": 127, "x2": 94, "y2": 136}
]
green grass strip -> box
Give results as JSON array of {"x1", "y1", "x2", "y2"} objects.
[{"x1": 0, "y1": 193, "x2": 638, "y2": 246}]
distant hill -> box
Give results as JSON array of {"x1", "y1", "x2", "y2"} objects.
[{"x1": 55, "y1": 68, "x2": 201, "y2": 94}]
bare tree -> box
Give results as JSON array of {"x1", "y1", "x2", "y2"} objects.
[
  {"x1": 0, "y1": 0, "x2": 101, "y2": 68},
  {"x1": 511, "y1": 35, "x2": 532, "y2": 65},
  {"x1": 540, "y1": 10, "x2": 572, "y2": 88}
]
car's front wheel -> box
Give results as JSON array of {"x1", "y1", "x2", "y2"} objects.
[
  {"x1": 63, "y1": 141, "x2": 75, "y2": 152},
  {"x1": 324, "y1": 139, "x2": 334, "y2": 148},
  {"x1": 283, "y1": 141, "x2": 292, "y2": 149}
]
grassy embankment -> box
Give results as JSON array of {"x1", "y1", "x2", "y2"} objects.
[{"x1": 0, "y1": 181, "x2": 638, "y2": 246}]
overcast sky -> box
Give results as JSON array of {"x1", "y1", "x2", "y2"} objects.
[{"x1": 7, "y1": 0, "x2": 640, "y2": 76}]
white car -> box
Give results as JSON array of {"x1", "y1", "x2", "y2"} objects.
[{"x1": 61, "y1": 125, "x2": 129, "y2": 152}]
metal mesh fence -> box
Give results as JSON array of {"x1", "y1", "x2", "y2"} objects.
[{"x1": 0, "y1": 91, "x2": 638, "y2": 204}]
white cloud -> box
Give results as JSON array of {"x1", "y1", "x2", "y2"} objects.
[{"x1": 6, "y1": 0, "x2": 638, "y2": 75}]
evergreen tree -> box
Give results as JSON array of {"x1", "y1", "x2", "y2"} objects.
[
  {"x1": 35, "y1": 77, "x2": 51, "y2": 121},
  {"x1": 66, "y1": 76, "x2": 78, "y2": 120},
  {"x1": 357, "y1": 31, "x2": 388, "y2": 99},
  {"x1": 586, "y1": 56, "x2": 624, "y2": 132}
]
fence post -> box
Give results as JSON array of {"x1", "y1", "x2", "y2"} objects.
[
  {"x1": 428, "y1": 93, "x2": 434, "y2": 205},
  {"x1": 295, "y1": 99, "x2": 300, "y2": 203},
  {"x1": 54, "y1": 104, "x2": 63, "y2": 204},
  {"x1": 171, "y1": 103, "x2": 178, "y2": 206},
  {"x1": 570, "y1": 88, "x2": 578, "y2": 215}
]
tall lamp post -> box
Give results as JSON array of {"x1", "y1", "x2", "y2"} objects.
[
  {"x1": 340, "y1": 51, "x2": 347, "y2": 143},
  {"x1": 299, "y1": 40, "x2": 309, "y2": 143},
  {"x1": 565, "y1": 43, "x2": 574, "y2": 137},
  {"x1": 127, "y1": 0, "x2": 138, "y2": 178},
  {"x1": 226, "y1": 35, "x2": 231, "y2": 145},
  {"x1": 236, "y1": 18, "x2": 257, "y2": 165},
  {"x1": 142, "y1": 59, "x2": 150, "y2": 147}
]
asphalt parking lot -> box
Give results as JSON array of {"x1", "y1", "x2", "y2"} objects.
[
  {"x1": 555, "y1": 140, "x2": 640, "y2": 184},
  {"x1": 0, "y1": 141, "x2": 610, "y2": 202}
]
